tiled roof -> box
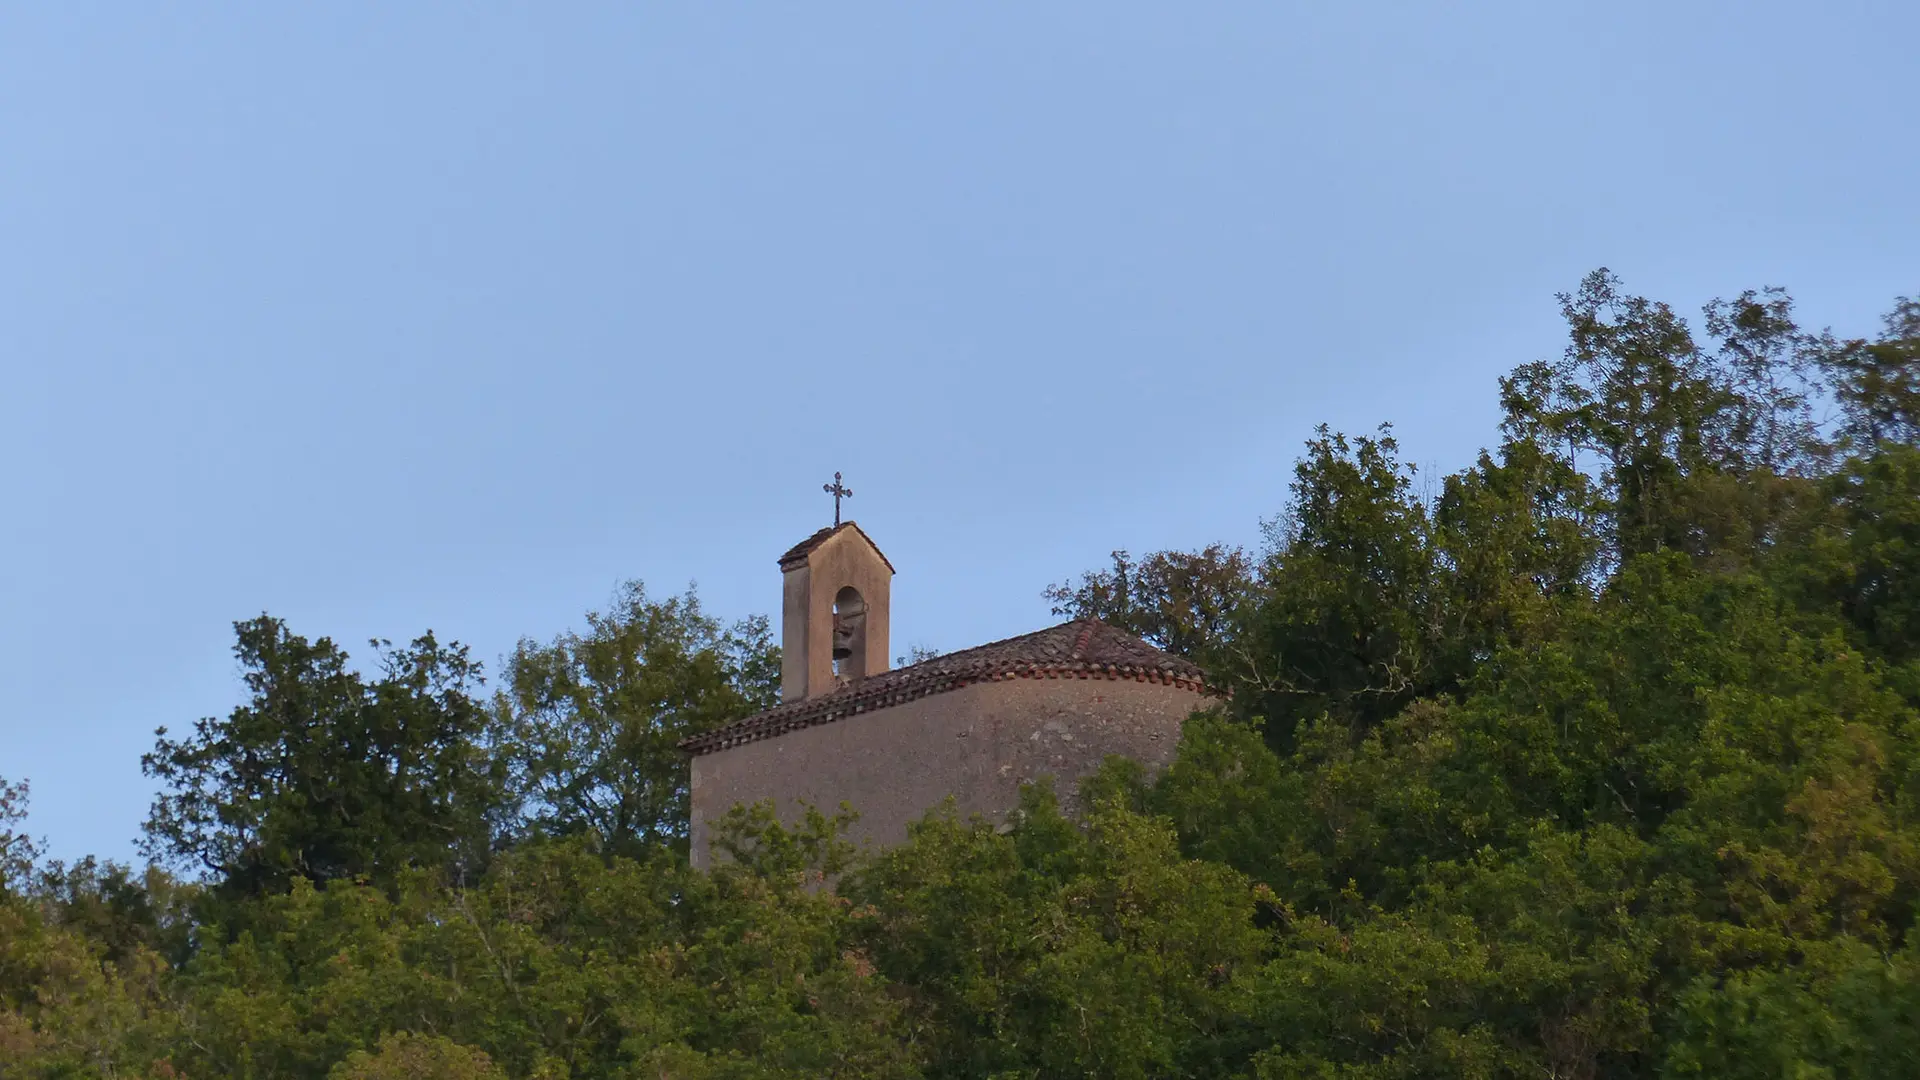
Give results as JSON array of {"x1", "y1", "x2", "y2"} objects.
[
  {"x1": 679, "y1": 619, "x2": 1212, "y2": 756},
  {"x1": 777, "y1": 521, "x2": 895, "y2": 573}
]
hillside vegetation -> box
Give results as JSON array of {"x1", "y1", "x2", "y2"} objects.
[{"x1": 5, "y1": 270, "x2": 1920, "y2": 1078}]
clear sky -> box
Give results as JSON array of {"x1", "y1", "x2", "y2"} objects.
[{"x1": 3, "y1": 4, "x2": 1914, "y2": 864}]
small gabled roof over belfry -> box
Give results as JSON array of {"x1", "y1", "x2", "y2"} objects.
[
  {"x1": 679, "y1": 618, "x2": 1211, "y2": 756},
  {"x1": 778, "y1": 521, "x2": 895, "y2": 574}
]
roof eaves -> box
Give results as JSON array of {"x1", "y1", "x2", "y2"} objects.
[
  {"x1": 775, "y1": 521, "x2": 895, "y2": 575},
  {"x1": 678, "y1": 619, "x2": 1212, "y2": 757}
]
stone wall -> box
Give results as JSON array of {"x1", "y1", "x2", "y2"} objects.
[{"x1": 688, "y1": 675, "x2": 1208, "y2": 868}]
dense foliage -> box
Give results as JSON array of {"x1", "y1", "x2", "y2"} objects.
[{"x1": 3, "y1": 270, "x2": 1917, "y2": 1077}]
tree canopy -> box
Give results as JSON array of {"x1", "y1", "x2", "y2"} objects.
[{"x1": 4, "y1": 270, "x2": 1919, "y2": 1078}]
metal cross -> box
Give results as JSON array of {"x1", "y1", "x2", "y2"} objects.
[{"x1": 822, "y1": 471, "x2": 853, "y2": 526}]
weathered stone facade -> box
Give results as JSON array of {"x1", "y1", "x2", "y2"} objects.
[
  {"x1": 689, "y1": 671, "x2": 1207, "y2": 865},
  {"x1": 682, "y1": 522, "x2": 1212, "y2": 869}
]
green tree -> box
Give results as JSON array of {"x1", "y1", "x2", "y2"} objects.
[
  {"x1": 0, "y1": 776, "x2": 40, "y2": 895},
  {"x1": 31, "y1": 857, "x2": 196, "y2": 970},
  {"x1": 141, "y1": 616, "x2": 509, "y2": 900},
  {"x1": 1822, "y1": 296, "x2": 1920, "y2": 451},
  {"x1": 16, "y1": 267, "x2": 1920, "y2": 1079},
  {"x1": 1239, "y1": 424, "x2": 1439, "y2": 749},
  {"x1": 848, "y1": 784, "x2": 1266, "y2": 1080},
  {"x1": 329, "y1": 1034, "x2": 507, "y2": 1080},
  {"x1": 1499, "y1": 269, "x2": 1738, "y2": 562},
  {"x1": 1428, "y1": 435, "x2": 1604, "y2": 682},
  {"x1": 1701, "y1": 285, "x2": 1825, "y2": 475},
  {"x1": 0, "y1": 885, "x2": 175, "y2": 1079},
  {"x1": 1043, "y1": 544, "x2": 1257, "y2": 668},
  {"x1": 497, "y1": 581, "x2": 780, "y2": 859},
  {"x1": 1806, "y1": 445, "x2": 1920, "y2": 667},
  {"x1": 158, "y1": 815, "x2": 911, "y2": 1080}
]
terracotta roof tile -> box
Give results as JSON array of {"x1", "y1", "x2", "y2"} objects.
[
  {"x1": 777, "y1": 521, "x2": 895, "y2": 573},
  {"x1": 679, "y1": 619, "x2": 1211, "y2": 756}
]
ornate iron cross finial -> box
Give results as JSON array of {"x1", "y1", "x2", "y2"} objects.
[{"x1": 822, "y1": 472, "x2": 853, "y2": 526}]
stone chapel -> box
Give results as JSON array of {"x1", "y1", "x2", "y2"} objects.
[{"x1": 680, "y1": 520, "x2": 1213, "y2": 868}]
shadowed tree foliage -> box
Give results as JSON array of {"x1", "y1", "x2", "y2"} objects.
[
  {"x1": 1429, "y1": 435, "x2": 1602, "y2": 667},
  {"x1": 1237, "y1": 424, "x2": 1442, "y2": 749},
  {"x1": 0, "y1": 777, "x2": 40, "y2": 896},
  {"x1": 1822, "y1": 297, "x2": 1920, "y2": 451},
  {"x1": 140, "y1": 617, "x2": 509, "y2": 902},
  {"x1": 1701, "y1": 286, "x2": 1824, "y2": 475},
  {"x1": 1043, "y1": 544, "x2": 1256, "y2": 668},
  {"x1": 1500, "y1": 269, "x2": 1740, "y2": 562}
]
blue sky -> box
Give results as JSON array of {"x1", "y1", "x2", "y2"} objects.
[{"x1": 3, "y1": 4, "x2": 1914, "y2": 864}]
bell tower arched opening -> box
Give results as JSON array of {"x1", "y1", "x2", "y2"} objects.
[{"x1": 832, "y1": 586, "x2": 868, "y2": 682}]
